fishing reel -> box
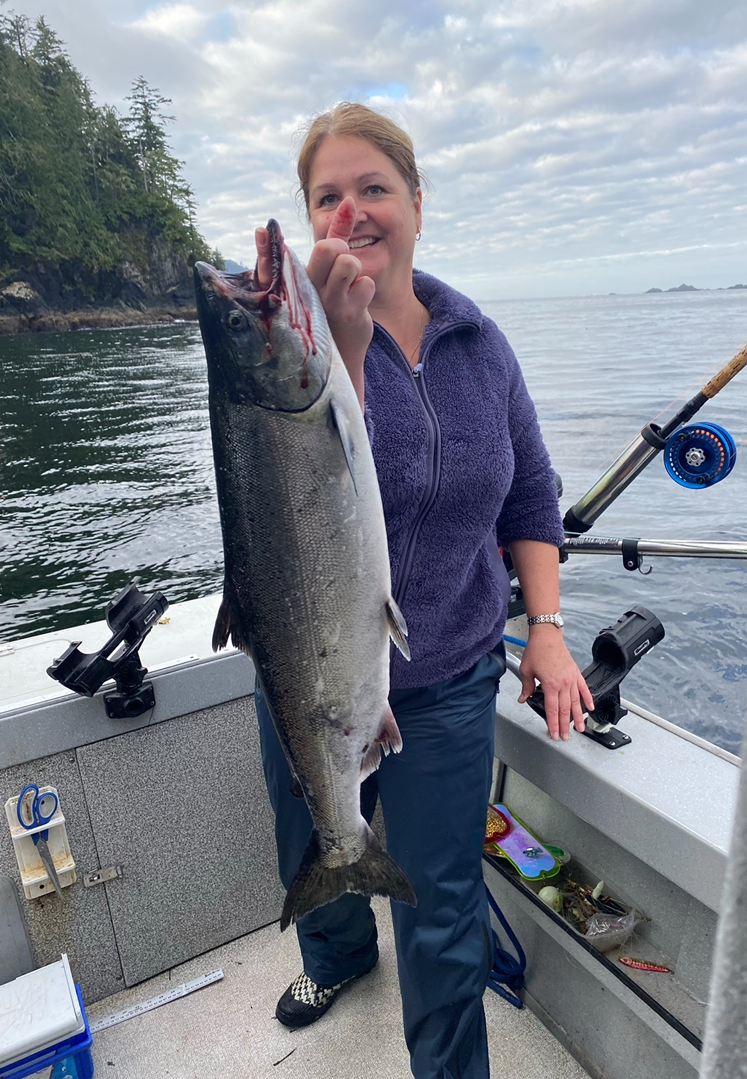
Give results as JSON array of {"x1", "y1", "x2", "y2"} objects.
[
  {"x1": 47, "y1": 584, "x2": 168, "y2": 719},
  {"x1": 664, "y1": 422, "x2": 737, "y2": 489}
]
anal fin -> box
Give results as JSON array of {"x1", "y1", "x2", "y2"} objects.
[
  {"x1": 212, "y1": 578, "x2": 253, "y2": 655},
  {"x1": 386, "y1": 598, "x2": 411, "y2": 660},
  {"x1": 360, "y1": 705, "x2": 403, "y2": 779}
]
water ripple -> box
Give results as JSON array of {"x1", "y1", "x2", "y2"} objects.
[{"x1": 2, "y1": 297, "x2": 746, "y2": 750}]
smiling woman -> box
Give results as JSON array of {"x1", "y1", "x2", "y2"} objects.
[{"x1": 249, "y1": 102, "x2": 591, "y2": 1079}]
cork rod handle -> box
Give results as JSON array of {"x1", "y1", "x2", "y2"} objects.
[{"x1": 701, "y1": 343, "x2": 747, "y2": 398}]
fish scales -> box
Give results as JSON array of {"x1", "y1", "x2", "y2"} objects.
[
  {"x1": 222, "y1": 366, "x2": 387, "y2": 820},
  {"x1": 194, "y1": 220, "x2": 416, "y2": 929}
]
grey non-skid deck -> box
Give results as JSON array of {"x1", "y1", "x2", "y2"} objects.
[{"x1": 86, "y1": 897, "x2": 589, "y2": 1079}]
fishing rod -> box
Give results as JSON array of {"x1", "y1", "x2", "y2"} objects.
[
  {"x1": 563, "y1": 536, "x2": 747, "y2": 571},
  {"x1": 563, "y1": 343, "x2": 747, "y2": 534}
]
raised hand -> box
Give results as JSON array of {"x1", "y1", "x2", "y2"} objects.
[{"x1": 305, "y1": 197, "x2": 375, "y2": 406}]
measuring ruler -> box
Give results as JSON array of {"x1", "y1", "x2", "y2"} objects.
[{"x1": 90, "y1": 969, "x2": 224, "y2": 1033}]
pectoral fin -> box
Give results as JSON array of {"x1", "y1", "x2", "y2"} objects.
[
  {"x1": 330, "y1": 398, "x2": 358, "y2": 494},
  {"x1": 386, "y1": 598, "x2": 411, "y2": 660}
]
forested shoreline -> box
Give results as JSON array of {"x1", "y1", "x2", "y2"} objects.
[{"x1": 0, "y1": 7, "x2": 221, "y2": 333}]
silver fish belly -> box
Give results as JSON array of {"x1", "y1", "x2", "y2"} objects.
[{"x1": 194, "y1": 220, "x2": 415, "y2": 929}]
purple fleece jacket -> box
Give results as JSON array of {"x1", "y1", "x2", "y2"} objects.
[{"x1": 364, "y1": 269, "x2": 565, "y2": 690}]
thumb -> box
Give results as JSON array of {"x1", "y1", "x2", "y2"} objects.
[
  {"x1": 255, "y1": 226, "x2": 273, "y2": 290},
  {"x1": 325, "y1": 196, "x2": 357, "y2": 243},
  {"x1": 517, "y1": 670, "x2": 537, "y2": 704}
]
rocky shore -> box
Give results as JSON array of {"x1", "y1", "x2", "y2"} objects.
[
  {"x1": 0, "y1": 270, "x2": 197, "y2": 336},
  {"x1": 0, "y1": 302, "x2": 197, "y2": 335}
]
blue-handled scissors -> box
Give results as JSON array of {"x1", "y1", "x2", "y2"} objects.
[{"x1": 17, "y1": 784, "x2": 64, "y2": 898}]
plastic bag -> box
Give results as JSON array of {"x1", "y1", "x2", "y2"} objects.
[{"x1": 584, "y1": 909, "x2": 641, "y2": 953}]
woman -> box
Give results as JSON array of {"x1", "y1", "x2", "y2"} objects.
[{"x1": 254, "y1": 103, "x2": 592, "y2": 1079}]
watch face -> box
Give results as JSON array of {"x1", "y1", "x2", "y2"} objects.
[{"x1": 555, "y1": 613, "x2": 565, "y2": 628}]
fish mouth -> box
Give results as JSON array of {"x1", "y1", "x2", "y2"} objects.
[
  {"x1": 194, "y1": 219, "x2": 284, "y2": 309},
  {"x1": 195, "y1": 220, "x2": 329, "y2": 411},
  {"x1": 194, "y1": 219, "x2": 312, "y2": 353}
]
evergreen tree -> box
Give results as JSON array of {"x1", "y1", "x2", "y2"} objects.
[{"x1": 0, "y1": 6, "x2": 221, "y2": 297}]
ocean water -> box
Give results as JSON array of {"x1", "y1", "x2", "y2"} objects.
[{"x1": 1, "y1": 290, "x2": 746, "y2": 752}]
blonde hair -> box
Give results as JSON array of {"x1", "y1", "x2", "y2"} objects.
[{"x1": 296, "y1": 102, "x2": 424, "y2": 214}]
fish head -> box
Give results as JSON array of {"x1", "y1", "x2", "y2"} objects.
[{"x1": 194, "y1": 220, "x2": 332, "y2": 412}]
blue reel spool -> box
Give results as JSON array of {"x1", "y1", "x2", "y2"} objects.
[{"x1": 664, "y1": 422, "x2": 737, "y2": 488}]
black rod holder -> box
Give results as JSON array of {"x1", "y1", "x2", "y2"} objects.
[
  {"x1": 47, "y1": 584, "x2": 169, "y2": 719},
  {"x1": 524, "y1": 606, "x2": 665, "y2": 749}
]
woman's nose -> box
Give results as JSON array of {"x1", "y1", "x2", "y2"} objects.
[{"x1": 351, "y1": 201, "x2": 368, "y2": 226}]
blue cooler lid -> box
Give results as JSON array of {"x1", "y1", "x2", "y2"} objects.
[{"x1": 0, "y1": 955, "x2": 84, "y2": 1069}]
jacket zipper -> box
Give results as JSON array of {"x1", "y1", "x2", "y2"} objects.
[{"x1": 373, "y1": 321, "x2": 473, "y2": 608}]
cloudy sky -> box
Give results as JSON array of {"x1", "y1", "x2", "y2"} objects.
[{"x1": 9, "y1": 0, "x2": 747, "y2": 298}]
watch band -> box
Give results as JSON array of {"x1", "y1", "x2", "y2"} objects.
[{"x1": 526, "y1": 612, "x2": 564, "y2": 628}]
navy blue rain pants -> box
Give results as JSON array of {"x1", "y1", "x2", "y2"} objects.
[{"x1": 255, "y1": 650, "x2": 504, "y2": 1079}]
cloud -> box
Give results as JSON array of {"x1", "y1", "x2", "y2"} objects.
[
  {"x1": 9, "y1": 0, "x2": 747, "y2": 296},
  {"x1": 127, "y1": 3, "x2": 208, "y2": 42}
]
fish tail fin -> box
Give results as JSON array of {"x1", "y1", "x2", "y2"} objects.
[{"x1": 280, "y1": 825, "x2": 417, "y2": 931}]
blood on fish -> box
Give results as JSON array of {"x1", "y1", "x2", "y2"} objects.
[
  {"x1": 254, "y1": 228, "x2": 318, "y2": 390},
  {"x1": 283, "y1": 252, "x2": 318, "y2": 390}
]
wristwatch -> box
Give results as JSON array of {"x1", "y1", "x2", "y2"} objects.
[{"x1": 526, "y1": 612, "x2": 565, "y2": 629}]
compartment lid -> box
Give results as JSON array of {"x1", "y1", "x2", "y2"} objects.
[{"x1": 0, "y1": 954, "x2": 84, "y2": 1067}]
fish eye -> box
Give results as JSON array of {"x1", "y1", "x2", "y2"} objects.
[{"x1": 226, "y1": 309, "x2": 247, "y2": 332}]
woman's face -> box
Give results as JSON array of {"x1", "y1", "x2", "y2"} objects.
[{"x1": 307, "y1": 136, "x2": 422, "y2": 298}]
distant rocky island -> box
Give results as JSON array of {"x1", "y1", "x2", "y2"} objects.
[{"x1": 646, "y1": 283, "x2": 746, "y2": 293}]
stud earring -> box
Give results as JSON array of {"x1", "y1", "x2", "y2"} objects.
[{"x1": 416, "y1": 231, "x2": 422, "y2": 241}]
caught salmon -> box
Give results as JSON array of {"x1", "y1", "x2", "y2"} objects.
[{"x1": 194, "y1": 221, "x2": 416, "y2": 930}]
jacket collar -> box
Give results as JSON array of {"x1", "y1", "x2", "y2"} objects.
[{"x1": 412, "y1": 269, "x2": 483, "y2": 330}]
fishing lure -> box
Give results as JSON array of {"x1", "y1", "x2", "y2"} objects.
[{"x1": 619, "y1": 957, "x2": 672, "y2": 973}]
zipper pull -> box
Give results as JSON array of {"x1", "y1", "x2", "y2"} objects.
[{"x1": 412, "y1": 362, "x2": 424, "y2": 377}]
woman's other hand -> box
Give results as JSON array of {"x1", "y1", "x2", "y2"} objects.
[
  {"x1": 517, "y1": 628, "x2": 594, "y2": 741},
  {"x1": 255, "y1": 196, "x2": 374, "y2": 409}
]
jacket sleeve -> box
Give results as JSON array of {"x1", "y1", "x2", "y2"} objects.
[{"x1": 491, "y1": 326, "x2": 565, "y2": 548}]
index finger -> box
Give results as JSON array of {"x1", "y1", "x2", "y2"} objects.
[
  {"x1": 306, "y1": 239, "x2": 358, "y2": 296},
  {"x1": 325, "y1": 196, "x2": 357, "y2": 243}
]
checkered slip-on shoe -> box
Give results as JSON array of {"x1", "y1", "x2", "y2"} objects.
[{"x1": 275, "y1": 964, "x2": 375, "y2": 1029}]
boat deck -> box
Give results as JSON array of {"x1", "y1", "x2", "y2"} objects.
[{"x1": 86, "y1": 897, "x2": 590, "y2": 1078}]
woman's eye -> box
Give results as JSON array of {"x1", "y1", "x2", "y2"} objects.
[
  {"x1": 364, "y1": 184, "x2": 385, "y2": 196},
  {"x1": 318, "y1": 193, "x2": 339, "y2": 208}
]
